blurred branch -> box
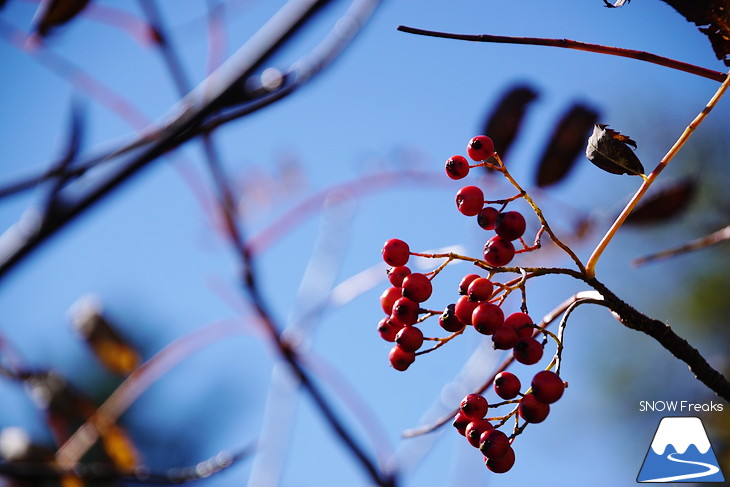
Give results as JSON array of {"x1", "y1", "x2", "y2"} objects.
[
  {"x1": 397, "y1": 25, "x2": 727, "y2": 82},
  {"x1": 1, "y1": 445, "x2": 251, "y2": 484},
  {"x1": 633, "y1": 224, "x2": 730, "y2": 266},
  {"x1": 0, "y1": 0, "x2": 380, "y2": 280}
]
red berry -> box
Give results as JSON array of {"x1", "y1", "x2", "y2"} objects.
[
  {"x1": 377, "y1": 317, "x2": 402, "y2": 342},
  {"x1": 518, "y1": 393, "x2": 550, "y2": 423},
  {"x1": 465, "y1": 419, "x2": 494, "y2": 448},
  {"x1": 504, "y1": 312, "x2": 534, "y2": 338},
  {"x1": 467, "y1": 135, "x2": 495, "y2": 161},
  {"x1": 455, "y1": 186, "x2": 484, "y2": 217},
  {"x1": 485, "y1": 445, "x2": 515, "y2": 473},
  {"x1": 467, "y1": 277, "x2": 494, "y2": 302},
  {"x1": 531, "y1": 370, "x2": 565, "y2": 404},
  {"x1": 477, "y1": 206, "x2": 499, "y2": 230},
  {"x1": 455, "y1": 295, "x2": 479, "y2": 325},
  {"x1": 494, "y1": 371, "x2": 521, "y2": 400},
  {"x1": 452, "y1": 411, "x2": 470, "y2": 436},
  {"x1": 389, "y1": 345, "x2": 416, "y2": 371},
  {"x1": 491, "y1": 325, "x2": 519, "y2": 350},
  {"x1": 458, "y1": 274, "x2": 481, "y2": 295},
  {"x1": 483, "y1": 236, "x2": 515, "y2": 267},
  {"x1": 513, "y1": 338, "x2": 543, "y2": 365},
  {"x1": 401, "y1": 273, "x2": 432, "y2": 303},
  {"x1": 390, "y1": 297, "x2": 419, "y2": 327},
  {"x1": 445, "y1": 155, "x2": 470, "y2": 180},
  {"x1": 380, "y1": 286, "x2": 402, "y2": 315},
  {"x1": 460, "y1": 393, "x2": 489, "y2": 420},
  {"x1": 439, "y1": 304, "x2": 465, "y2": 333},
  {"x1": 472, "y1": 303, "x2": 504, "y2": 335},
  {"x1": 382, "y1": 239, "x2": 410, "y2": 267},
  {"x1": 495, "y1": 211, "x2": 526, "y2": 241},
  {"x1": 479, "y1": 429, "x2": 510, "y2": 459},
  {"x1": 387, "y1": 266, "x2": 411, "y2": 287},
  {"x1": 395, "y1": 326, "x2": 424, "y2": 353}
]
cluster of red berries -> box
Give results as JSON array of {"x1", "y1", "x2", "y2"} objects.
[
  {"x1": 453, "y1": 369, "x2": 565, "y2": 473},
  {"x1": 377, "y1": 135, "x2": 566, "y2": 473},
  {"x1": 449, "y1": 136, "x2": 529, "y2": 267}
]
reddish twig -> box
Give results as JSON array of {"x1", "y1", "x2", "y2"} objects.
[{"x1": 397, "y1": 25, "x2": 727, "y2": 83}]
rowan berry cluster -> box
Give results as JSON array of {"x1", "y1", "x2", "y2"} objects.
[{"x1": 377, "y1": 135, "x2": 568, "y2": 473}]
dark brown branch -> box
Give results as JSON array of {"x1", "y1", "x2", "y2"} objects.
[
  {"x1": 587, "y1": 277, "x2": 730, "y2": 400},
  {"x1": 397, "y1": 25, "x2": 727, "y2": 82}
]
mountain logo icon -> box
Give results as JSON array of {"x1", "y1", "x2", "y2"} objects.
[{"x1": 637, "y1": 417, "x2": 725, "y2": 483}]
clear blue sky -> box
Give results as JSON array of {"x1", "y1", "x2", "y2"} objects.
[{"x1": 0, "y1": 1, "x2": 727, "y2": 486}]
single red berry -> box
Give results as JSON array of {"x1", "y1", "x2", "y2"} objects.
[
  {"x1": 460, "y1": 393, "x2": 489, "y2": 420},
  {"x1": 390, "y1": 296, "x2": 419, "y2": 327},
  {"x1": 477, "y1": 206, "x2": 499, "y2": 230},
  {"x1": 479, "y1": 429, "x2": 510, "y2": 459},
  {"x1": 382, "y1": 239, "x2": 410, "y2": 267},
  {"x1": 518, "y1": 393, "x2": 550, "y2": 423},
  {"x1": 491, "y1": 325, "x2": 519, "y2": 350},
  {"x1": 494, "y1": 371, "x2": 521, "y2": 400},
  {"x1": 458, "y1": 274, "x2": 481, "y2": 295},
  {"x1": 380, "y1": 286, "x2": 402, "y2": 315},
  {"x1": 467, "y1": 277, "x2": 494, "y2": 302},
  {"x1": 504, "y1": 312, "x2": 534, "y2": 338},
  {"x1": 531, "y1": 370, "x2": 565, "y2": 404},
  {"x1": 387, "y1": 266, "x2": 411, "y2": 287},
  {"x1": 452, "y1": 411, "x2": 470, "y2": 436},
  {"x1": 483, "y1": 236, "x2": 515, "y2": 267},
  {"x1": 455, "y1": 185, "x2": 484, "y2": 217},
  {"x1": 495, "y1": 211, "x2": 527, "y2": 241},
  {"x1": 389, "y1": 345, "x2": 416, "y2": 371},
  {"x1": 395, "y1": 326, "x2": 424, "y2": 353},
  {"x1": 377, "y1": 317, "x2": 402, "y2": 342},
  {"x1": 455, "y1": 295, "x2": 480, "y2": 325},
  {"x1": 439, "y1": 304, "x2": 465, "y2": 333},
  {"x1": 445, "y1": 155, "x2": 470, "y2": 180},
  {"x1": 465, "y1": 419, "x2": 494, "y2": 448},
  {"x1": 467, "y1": 135, "x2": 495, "y2": 161},
  {"x1": 401, "y1": 273, "x2": 432, "y2": 303},
  {"x1": 513, "y1": 337, "x2": 543, "y2": 365},
  {"x1": 472, "y1": 303, "x2": 505, "y2": 335},
  {"x1": 485, "y1": 445, "x2": 515, "y2": 473}
]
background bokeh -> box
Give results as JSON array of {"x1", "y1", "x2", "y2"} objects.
[{"x1": 1, "y1": 0, "x2": 729, "y2": 485}]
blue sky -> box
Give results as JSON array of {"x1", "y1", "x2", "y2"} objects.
[{"x1": 0, "y1": 1, "x2": 728, "y2": 486}]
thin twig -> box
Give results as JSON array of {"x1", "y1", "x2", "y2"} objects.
[
  {"x1": 585, "y1": 70, "x2": 730, "y2": 278},
  {"x1": 633, "y1": 224, "x2": 730, "y2": 266},
  {"x1": 396, "y1": 25, "x2": 727, "y2": 83}
]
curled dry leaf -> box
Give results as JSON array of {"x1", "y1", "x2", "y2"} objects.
[
  {"x1": 33, "y1": 0, "x2": 91, "y2": 37},
  {"x1": 660, "y1": 0, "x2": 730, "y2": 66},
  {"x1": 481, "y1": 84, "x2": 539, "y2": 162},
  {"x1": 69, "y1": 295, "x2": 140, "y2": 375},
  {"x1": 585, "y1": 124, "x2": 645, "y2": 176},
  {"x1": 535, "y1": 103, "x2": 600, "y2": 187},
  {"x1": 626, "y1": 178, "x2": 697, "y2": 224}
]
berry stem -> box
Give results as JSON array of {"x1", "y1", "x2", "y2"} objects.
[
  {"x1": 585, "y1": 70, "x2": 730, "y2": 278},
  {"x1": 491, "y1": 154, "x2": 586, "y2": 273},
  {"x1": 396, "y1": 25, "x2": 727, "y2": 83}
]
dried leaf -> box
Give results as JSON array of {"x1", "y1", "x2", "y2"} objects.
[
  {"x1": 660, "y1": 0, "x2": 730, "y2": 66},
  {"x1": 585, "y1": 124, "x2": 645, "y2": 176},
  {"x1": 481, "y1": 84, "x2": 539, "y2": 162},
  {"x1": 626, "y1": 178, "x2": 697, "y2": 224},
  {"x1": 100, "y1": 423, "x2": 139, "y2": 471},
  {"x1": 33, "y1": 0, "x2": 91, "y2": 37},
  {"x1": 535, "y1": 104, "x2": 600, "y2": 187},
  {"x1": 69, "y1": 295, "x2": 141, "y2": 375}
]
